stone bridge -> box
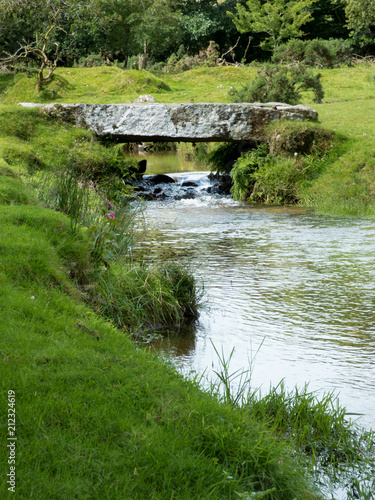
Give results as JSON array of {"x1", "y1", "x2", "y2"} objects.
[{"x1": 21, "y1": 102, "x2": 318, "y2": 142}]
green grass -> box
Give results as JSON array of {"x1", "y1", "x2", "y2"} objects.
[
  {"x1": 0, "y1": 66, "x2": 253, "y2": 104},
  {"x1": 297, "y1": 65, "x2": 375, "y2": 215},
  {"x1": 0, "y1": 68, "x2": 171, "y2": 104},
  {"x1": 0, "y1": 202, "x2": 318, "y2": 499}
]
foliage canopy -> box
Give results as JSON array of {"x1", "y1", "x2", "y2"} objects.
[{"x1": 228, "y1": 0, "x2": 318, "y2": 51}]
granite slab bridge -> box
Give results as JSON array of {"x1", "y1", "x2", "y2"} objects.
[{"x1": 20, "y1": 102, "x2": 318, "y2": 142}]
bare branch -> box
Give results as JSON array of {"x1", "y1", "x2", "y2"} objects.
[
  {"x1": 0, "y1": 24, "x2": 62, "y2": 92},
  {"x1": 221, "y1": 37, "x2": 241, "y2": 61}
]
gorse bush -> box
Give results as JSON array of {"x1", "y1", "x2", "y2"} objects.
[
  {"x1": 230, "y1": 63, "x2": 324, "y2": 104},
  {"x1": 162, "y1": 41, "x2": 219, "y2": 74},
  {"x1": 272, "y1": 38, "x2": 353, "y2": 68}
]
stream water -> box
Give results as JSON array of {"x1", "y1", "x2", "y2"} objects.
[{"x1": 135, "y1": 151, "x2": 375, "y2": 435}]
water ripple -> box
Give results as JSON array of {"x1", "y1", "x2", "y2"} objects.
[{"x1": 144, "y1": 176, "x2": 375, "y2": 430}]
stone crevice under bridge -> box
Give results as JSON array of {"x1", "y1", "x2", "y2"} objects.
[{"x1": 21, "y1": 102, "x2": 318, "y2": 143}]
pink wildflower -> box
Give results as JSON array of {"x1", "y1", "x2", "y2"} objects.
[
  {"x1": 110, "y1": 211, "x2": 115, "y2": 218},
  {"x1": 107, "y1": 201, "x2": 112, "y2": 209}
]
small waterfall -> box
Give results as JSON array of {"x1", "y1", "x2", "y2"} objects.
[{"x1": 133, "y1": 171, "x2": 232, "y2": 201}]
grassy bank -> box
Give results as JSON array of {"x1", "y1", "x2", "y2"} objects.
[
  {"x1": 0, "y1": 271, "x2": 318, "y2": 498},
  {"x1": 0, "y1": 98, "x2": 319, "y2": 499}
]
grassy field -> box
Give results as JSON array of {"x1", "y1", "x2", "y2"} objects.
[{"x1": 1, "y1": 65, "x2": 375, "y2": 498}]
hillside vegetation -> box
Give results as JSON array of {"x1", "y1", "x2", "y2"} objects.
[{"x1": 3, "y1": 64, "x2": 374, "y2": 215}]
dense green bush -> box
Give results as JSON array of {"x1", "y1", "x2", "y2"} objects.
[
  {"x1": 248, "y1": 154, "x2": 324, "y2": 204},
  {"x1": 272, "y1": 38, "x2": 353, "y2": 68},
  {"x1": 230, "y1": 145, "x2": 270, "y2": 202},
  {"x1": 230, "y1": 64, "x2": 324, "y2": 104}
]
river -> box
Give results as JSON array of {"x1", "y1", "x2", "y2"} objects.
[{"x1": 135, "y1": 151, "x2": 375, "y2": 434}]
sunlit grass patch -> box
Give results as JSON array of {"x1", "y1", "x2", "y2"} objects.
[{"x1": 0, "y1": 67, "x2": 171, "y2": 104}]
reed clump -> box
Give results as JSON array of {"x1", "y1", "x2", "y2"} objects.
[{"x1": 209, "y1": 346, "x2": 375, "y2": 498}]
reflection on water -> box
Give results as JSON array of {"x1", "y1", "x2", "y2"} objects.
[
  {"x1": 141, "y1": 171, "x2": 375, "y2": 432},
  {"x1": 130, "y1": 149, "x2": 210, "y2": 175}
]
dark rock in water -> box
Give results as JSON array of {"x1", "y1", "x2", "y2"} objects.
[
  {"x1": 153, "y1": 187, "x2": 163, "y2": 195},
  {"x1": 147, "y1": 174, "x2": 175, "y2": 184},
  {"x1": 128, "y1": 159, "x2": 147, "y2": 180},
  {"x1": 137, "y1": 159, "x2": 147, "y2": 174},
  {"x1": 182, "y1": 181, "x2": 198, "y2": 188},
  {"x1": 175, "y1": 191, "x2": 196, "y2": 200},
  {"x1": 213, "y1": 174, "x2": 232, "y2": 195}
]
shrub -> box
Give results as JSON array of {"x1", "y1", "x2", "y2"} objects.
[
  {"x1": 249, "y1": 155, "x2": 313, "y2": 204},
  {"x1": 231, "y1": 123, "x2": 334, "y2": 204},
  {"x1": 163, "y1": 41, "x2": 219, "y2": 74},
  {"x1": 74, "y1": 53, "x2": 106, "y2": 68},
  {"x1": 229, "y1": 63, "x2": 324, "y2": 104},
  {"x1": 272, "y1": 38, "x2": 353, "y2": 68}
]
